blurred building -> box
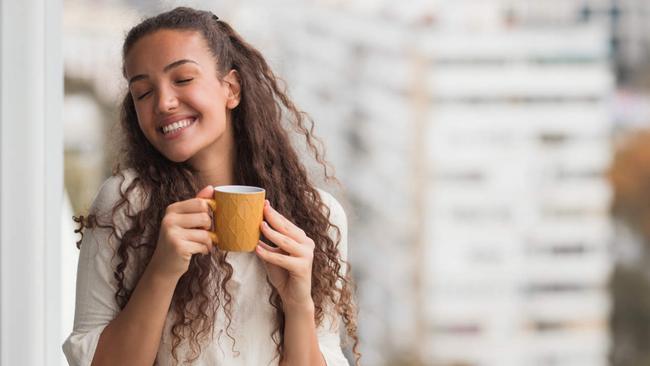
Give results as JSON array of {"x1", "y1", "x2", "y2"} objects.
[
  {"x1": 593, "y1": 0, "x2": 650, "y2": 85},
  {"x1": 274, "y1": 0, "x2": 615, "y2": 365},
  {"x1": 422, "y1": 26, "x2": 613, "y2": 366}
]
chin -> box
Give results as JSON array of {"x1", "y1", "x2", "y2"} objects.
[
  {"x1": 167, "y1": 156, "x2": 190, "y2": 163},
  {"x1": 162, "y1": 149, "x2": 195, "y2": 163}
]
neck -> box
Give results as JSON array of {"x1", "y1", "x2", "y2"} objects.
[
  {"x1": 196, "y1": 160, "x2": 235, "y2": 188},
  {"x1": 188, "y1": 128, "x2": 236, "y2": 189}
]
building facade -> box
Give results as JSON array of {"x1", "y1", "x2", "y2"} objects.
[{"x1": 273, "y1": 1, "x2": 615, "y2": 365}]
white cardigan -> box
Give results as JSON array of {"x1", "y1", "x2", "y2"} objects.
[{"x1": 62, "y1": 170, "x2": 350, "y2": 366}]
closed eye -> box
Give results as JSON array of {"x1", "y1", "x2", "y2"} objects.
[
  {"x1": 136, "y1": 90, "x2": 152, "y2": 100},
  {"x1": 134, "y1": 78, "x2": 193, "y2": 100}
]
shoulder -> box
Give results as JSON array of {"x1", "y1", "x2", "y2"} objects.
[
  {"x1": 90, "y1": 168, "x2": 144, "y2": 220},
  {"x1": 316, "y1": 188, "x2": 349, "y2": 261},
  {"x1": 316, "y1": 188, "x2": 347, "y2": 229}
]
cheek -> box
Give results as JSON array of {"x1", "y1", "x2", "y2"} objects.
[
  {"x1": 193, "y1": 99, "x2": 227, "y2": 127},
  {"x1": 191, "y1": 83, "x2": 227, "y2": 111},
  {"x1": 133, "y1": 106, "x2": 157, "y2": 140},
  {"x1": 134, "y1": 111, "x2": 147, "y2": 131},
  {"x1": 133, "y1": 100, "x2": 153, "y2": 122}
]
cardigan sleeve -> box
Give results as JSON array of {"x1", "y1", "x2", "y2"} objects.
[
  {"x1": 62, "y1": 171, "x2": 141, "y2": 366},
  {"x1": 316, "y1": 189, "x2": 352, "y2": 366}
]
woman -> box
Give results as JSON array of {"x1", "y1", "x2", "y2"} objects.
[{"x1": 63, "y1": 7, "x2": 359, "y2": 366}]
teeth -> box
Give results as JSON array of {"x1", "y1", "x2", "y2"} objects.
[{"x1": 162, "y1": 118, "x2": 194, "y2": 134}]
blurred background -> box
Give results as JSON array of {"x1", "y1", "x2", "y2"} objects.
[{"x1": 60, "y1": 0, "x2": 650, "y2": 365}]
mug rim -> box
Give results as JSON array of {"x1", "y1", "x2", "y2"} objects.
[{"x1": 214, "y1": 185, "x2": 265, "y2": 194}]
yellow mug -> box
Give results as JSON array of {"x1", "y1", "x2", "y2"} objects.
[{"x1": 203, "y1": 185, "x2": 266, "y2": 252}]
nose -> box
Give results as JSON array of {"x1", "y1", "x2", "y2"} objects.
[{"x1": 155, "y1": 85, "x2": 179, "y2": 113}]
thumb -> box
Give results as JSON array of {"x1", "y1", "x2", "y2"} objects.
[{"x1": 195, "y1": 185, "x2": 214, "y2": 199}]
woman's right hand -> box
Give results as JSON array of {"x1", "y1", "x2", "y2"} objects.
[{"x1": 147, "y1": 185, "x2": 215, "y2": 281}]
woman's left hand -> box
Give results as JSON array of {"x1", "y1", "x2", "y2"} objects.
[{"x1": 255, "y1": 200, "x2": 315, "y2": 310}]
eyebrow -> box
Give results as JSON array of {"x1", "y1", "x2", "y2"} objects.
[{"x1": 128, "y1": 59, "x2": 199, "y2": 85}]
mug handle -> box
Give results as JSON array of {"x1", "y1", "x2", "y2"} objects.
[{"x1": 201, "y1": 198, "x2": 219, "y2": 245}]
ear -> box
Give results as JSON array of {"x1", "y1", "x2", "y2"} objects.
[{"x1": 223, "y1": 69, "x2": 241, "y2": 109}]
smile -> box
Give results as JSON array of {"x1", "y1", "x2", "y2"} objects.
[{"x1": 160, "y1": 117, "x2": 196, "y2": 135}]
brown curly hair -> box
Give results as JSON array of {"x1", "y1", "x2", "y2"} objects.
[{"x1": 74, "y1": 6, "x2": 360, "y2": 365}]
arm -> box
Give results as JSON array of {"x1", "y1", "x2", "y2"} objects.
[
  {"x1": 313, "y1": 191, "x2": 351, "y2": 366},
  {"x1": 256, "y1": 191, "x2": 350, "y2": 366},
  {"x1": 281, "y1": 301, "x2": 326, "y2": 366},
  {"x1": 62, "y1": 177, "x2": 216, "y2": 366},
  {"x1": 281, "y1": 190, "x2": 350, "y2": 366},
  {"x1": 256, "y1": 205, "x2": 326, "y2": 366},
  {"x1": 91, "y1": 266, "x2": 178, "y2": 365},
  {"x1": 90, "y1": 185, "x2": 216, "y2": 365}
]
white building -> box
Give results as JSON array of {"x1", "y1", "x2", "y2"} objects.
[
  {"x1": 422, "y1": 26, "x2": 613, "y2": 365},
  {"x1": 273, "y1": 1, "x2": 615, "y2": 365}
]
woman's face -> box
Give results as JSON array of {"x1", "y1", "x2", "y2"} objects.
[{"x1": 124, "y1": 29, "x2": 240, "y2": 164}]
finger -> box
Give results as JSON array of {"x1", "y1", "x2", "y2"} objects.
[
  {"x1": 183, "y1": 239, "x2": 211, "y2": 256},
  {"x1": 260, "y1": 221, "x2": 302, "y2": 256},
  {"x1": 195, "y1": 186, "x2": 216, "y2": 213},
  {"x1": 183, "y1": 229, "x2": 214, "y2": 251},
  {"x1": 171, "y1": 212, "x2": 212, "y2": 230},
  {"x1": 264, "y1": 201, "x2": 308, "y2": 242},
  {"x1": 167, "y1": 197, "x2": 213, "y2": 214},
  {"x1": 255, "y1": 244, "x2": 301, "y2": 271},
  {"x1": 258, "y1": 240, "x2": 285, "y2": 254},
  {"x1": 195, "y1": 185, "x2": 214, "y2": 199}
]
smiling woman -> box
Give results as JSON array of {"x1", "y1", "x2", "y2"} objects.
[
  {"x1": 125, "y1": 30, "x2": 239, "y2": 165},
  {"x1": 62, "y1": 6, "x2": 359, "y2": 366}
]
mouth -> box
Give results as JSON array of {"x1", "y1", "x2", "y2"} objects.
[{"x1": 159, "y1": 117, "x2": 197, "y2": 137}]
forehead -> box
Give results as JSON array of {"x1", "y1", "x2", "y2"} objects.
[{"x1": 124, "y1": 29, "x2": 215, "y2": 76}]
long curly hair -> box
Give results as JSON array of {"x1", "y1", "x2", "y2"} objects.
[{"x1": 74, "y1": 6, "x2": 359, "y2": 365}]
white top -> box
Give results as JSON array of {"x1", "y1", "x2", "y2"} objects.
[{"x1": 62, "y1": 170, "x2": 350, "y2": 366}]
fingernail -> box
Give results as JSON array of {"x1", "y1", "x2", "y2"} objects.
[
  {"x1": 265, "y1": 200, "x2": 270, "y2": 207},
  {"x1": 263, "y1": 221, "x2": 269, "y2": 228}
]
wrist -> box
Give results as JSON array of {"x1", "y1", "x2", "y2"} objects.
[
  {"x1": 144, "y1": 258, "x2": 182, "y2": 287},
  {"x1": 283, "y1": 299, "x2": 315, "y2": 316}
]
